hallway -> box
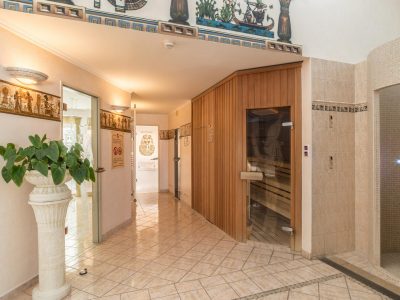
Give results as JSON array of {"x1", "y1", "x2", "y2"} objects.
[{"x1": 13, "y1": 193, "x2": 389, "y2": 299}]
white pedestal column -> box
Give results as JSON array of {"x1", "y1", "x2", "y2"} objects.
[{"x1": 26, "y1": 171, "x2": 72, "y2": 300}]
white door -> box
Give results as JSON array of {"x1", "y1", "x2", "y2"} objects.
[{"x1": 135, "y1": 125, "x2": 159, "y2": 193}]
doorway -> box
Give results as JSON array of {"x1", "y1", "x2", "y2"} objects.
[
  {"x1": 135, "y1": 125, "x2": 159, "y2": 193},
  {"x1": 246, "y1": 107, "x2": 292, "y2": 246},
  {"x1": 62, "y1": 86, "x2": 101, "y2": 243},
  {"x1": 378, "y1": 84, "x2": 400, "y2": 278}
]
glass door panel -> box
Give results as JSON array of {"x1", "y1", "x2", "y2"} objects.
[{"x1": 246, "y1": 107, "x2": 292, "y2": 246}]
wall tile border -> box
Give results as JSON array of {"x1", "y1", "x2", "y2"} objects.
[{"x1": 312, "y1": 101, "x2": 368, "y2": 113}]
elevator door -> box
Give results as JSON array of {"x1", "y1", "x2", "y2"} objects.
[{"x1": 246, "y1": 107, "x2": 292, "y2": 246}]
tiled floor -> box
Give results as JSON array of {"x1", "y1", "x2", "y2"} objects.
[
  {"x1": 11, "y1": 193, "x2": 393, "y2": 299},
  {"x1": 336, "y1": 251, "x2": 400, "y2": 289}
]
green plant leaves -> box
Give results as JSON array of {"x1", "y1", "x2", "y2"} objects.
[
  {"x1": 29, "y1": 135, "x2": 42, "y2": 149},
  {"x1": 0, "y1": 134, "x2": 95, "y2": 187},
  {"x1": 47, "y1": 141, "x2": 60, "y2": 162},
  {"x1": 11, "y1": 165, "x2": 26, "y2": 187},
  {"x1": 50, "y1": 163, "x2": 66, "y2": 185},
  {"x1": 70, "y1": 164, "x2": 87, "y2": 185},
  {"x1": 31, "y1": 159, "x2": 48, "y2": 177},
  {"x1": 1, "y1": 167, "x2": 12, "y2": 183}
]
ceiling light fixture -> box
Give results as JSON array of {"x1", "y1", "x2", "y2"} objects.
[
  {"x1": 111, "y1": 105, "x2": 130, "y2": 113},
  {"x1": 5, "y1": 67, "x2": 49, "y2": 85}
]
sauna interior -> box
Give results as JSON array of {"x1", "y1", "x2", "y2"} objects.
[{"x1": 192, "y1": 63, "x2": 302, "y2": 250}]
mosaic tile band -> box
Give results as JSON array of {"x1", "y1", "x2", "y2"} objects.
[{"x1": 312, "y1": 101, "x2": 368, "y2": 113}]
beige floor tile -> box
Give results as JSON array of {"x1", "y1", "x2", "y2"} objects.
[
  {"x1": 158, "y1": 267, "x2": 187, "y2": 282},
  {"x1": 291, "y1": 283, "x2": 319, "y2": 296},
  {"x1": 251, "y1": 274, "x2": 285, "y2": 291},
  {"x1": 205, "y1": 283, "x2": 239, "y2": 300},
  {"x1": 257, "y1": 291, "x2": 289, "y2": 299},
  {"x1": 97, "y1": 295, "x2": 121, "y2": 300},
  {"x1": 323, "y1": 277, "x2": 348, "y2": 289},
  {"x1": 220, "y1": 258, "x2": 244, "y2": 270},
  {"x1": 221, "y1": 271, "x2": 249, "y2": 283},
  {"x1": 172, "y1": 257, "x2": 198, "y2": 270},
  {"x1": 227, "y1": 250, "x2": 251, "y2": 261},
  {"x1": 65, "y1": 290, "x2": 97, "y2": 300},
  {"x1": 123, "y1": 272, "x2": 155, "y2": 289},
  {"x1": 191, "y1": 262, "x2": 218, "y2": 276},
  {"x1": 348, "y1": 289, "x2": 382, "y2": 299},
  {"x1": 120, "y1": 289, "x2": 150, "y2": 300},
  {"x1": 179, "y1": 288, "x2": 211, "y2": 300},
  {"x1": 200, "y1": 275, "x2": 226, "y2": 288},
  {"x1": 63, "y1": 193, "x2": 388, "y2": 300},
  {"x1": 104, "y1": 267, "x2": 135, "y2": 283},
  {"x1": 148, "y1": 284, "x2": 177, "y2": 299},
  {"x1": 229, "y1": 278, "x2": 262, "y2": 297},
  {"x1": 201, "y1": 254, "x2": 225, "y2": 266},
  {"x1": 318, "y1": 283, "x2": 351, "y2": 299},
  {"x1": 83, "y1": 278, "x2": 119, "y2": 297},
  {"x1": 155, "y1": 295, "x2": 181, "y2": 300},
  {"x1": 104, "y1": 284, "x2": 137, "y2": 296},
  {"x1": 289, "y1": 291, "x2": 319, "y2": 299},
  {"x1": 145, "y1": 277, "x2": 174, "y2": 288},
  {"x1": 175, "y1": 280, "x2": 203, "y2": 293}
]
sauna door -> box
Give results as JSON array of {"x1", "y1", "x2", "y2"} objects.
[{"x1": 246, "y1": 107, "x2": 293, "y2": 247}]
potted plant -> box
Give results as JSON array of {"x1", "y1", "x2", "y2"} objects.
[{"x1": 0, "y1": 134, "x2": 95, "y2": 300}]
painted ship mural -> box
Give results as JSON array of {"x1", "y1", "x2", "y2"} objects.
[{"x1": 196, "y1": 0, "x2": 275, "y2": 38}]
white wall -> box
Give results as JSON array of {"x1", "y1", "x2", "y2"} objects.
[
  {"x1": 0, "y1": 27, "x2": 131, "y2": 296},
  {"x1": 71, "y1": 0, "x2": 400, "y2": 64},
  {"x1": 136, "y1": 114, "x2": 169, "y2": 192}
]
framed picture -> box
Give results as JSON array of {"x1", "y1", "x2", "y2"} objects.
[
  {"x1": 0, "y1": 80, "x2": 61, "y2": 121},
  {"x1": 100, "y1": 109, "x2": 131, "y2": 132},
  {"x1": 111, "y1": 131, "x2": 124, "y2": 168}
]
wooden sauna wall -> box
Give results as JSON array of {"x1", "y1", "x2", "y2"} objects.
[{"x1": 192, "y1": 63, "x2": 302, "y2": 244}]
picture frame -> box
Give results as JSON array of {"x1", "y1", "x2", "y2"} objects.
[{"x1": 0, "y1": 80, "x2": 61, "y2": 122}]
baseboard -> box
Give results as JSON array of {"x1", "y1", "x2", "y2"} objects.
[
  {"x1": 101, "y1": 217, "x2": 132, "y2": 241},
  {"x1": 0, "y1": 275, "x2": 38, "y2": 300},
  {"x1": 301, "y1": 250, "x2": 312, "y2": 260},
  {"x1": 159, "y1": 189, "x2": 169, "y2": 193}
]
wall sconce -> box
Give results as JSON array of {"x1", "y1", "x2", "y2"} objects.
[
  {"x1": 5, "y1": 67, "x2": 48, "y2": 85},
  {"x1": 111, "y1": 105, "x2": 130, "y2": 113}
]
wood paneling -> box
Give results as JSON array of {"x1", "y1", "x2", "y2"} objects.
[{"x1": 192, "y1": 63, "x2": 302, "y2": 246}]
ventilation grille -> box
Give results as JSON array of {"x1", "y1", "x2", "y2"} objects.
[
  {"x1": 36, "y1": 1, "x2": 85, "y2": 20},
  {"x1": 266, "y1": 41, "x2": 302, "y2": 55},
  {"x1": 159, "y1": 22, "x2": 198, "y2": 38}
]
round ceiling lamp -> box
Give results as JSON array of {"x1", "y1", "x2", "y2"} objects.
[{"x1": 5, "y1": 67, "x2": 49, "y2": 85}]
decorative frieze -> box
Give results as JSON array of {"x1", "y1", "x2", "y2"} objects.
[
  {"x1": 159, "y1": 124, "x2": 191, "y2": 140},
  {"x1": 36, "y1": 1, "x2": 85, "y2": 20},
  {"x1": 2, "y1": 0, "x2": 33, "y2": 13},
  {"x1": 180, "y1": 123, "x2": 191, "y2": 137},
  {"x1": 312, "y1": 101, "x2": 368, "y2": 113},
  {"x1": 0, "y1": 1, "x2": 304, "y2": 53}
]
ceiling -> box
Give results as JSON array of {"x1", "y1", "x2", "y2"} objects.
[{"x1": 0, "y1": 9, "x2": 303, "y2": 114}]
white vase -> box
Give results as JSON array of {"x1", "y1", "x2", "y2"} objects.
[{"x1": 25, "y1": 170, "x2": 72, "y2": 300}]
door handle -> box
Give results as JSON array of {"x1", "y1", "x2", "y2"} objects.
[
  {"x1": 95, "y1": 167, "x2": 106, "y2": 173},
  {"x1": 240, "y1": 172, "x2": 263, "y2": 181}
]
